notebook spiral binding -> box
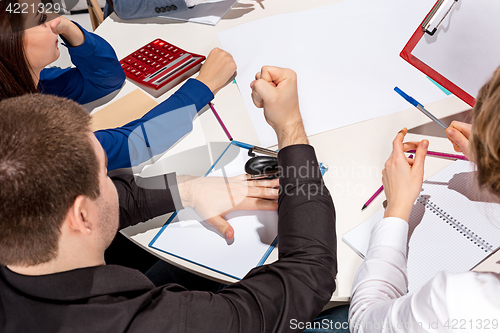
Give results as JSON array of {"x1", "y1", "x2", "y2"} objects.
[{"x1": 417, "y1": 196, "x2": 493, "y2": 253}]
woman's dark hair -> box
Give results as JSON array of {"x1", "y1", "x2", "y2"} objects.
[{"x1": 0, "y1": 0, "x2": 38, "y2": 101}]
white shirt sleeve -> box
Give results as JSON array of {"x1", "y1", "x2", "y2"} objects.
[
  {"x1": 349, "y1": 216, "x2": 500, "y2": 333},
  {"x1": 185, "y1": 0, "x2": 210, "y2": 7}
]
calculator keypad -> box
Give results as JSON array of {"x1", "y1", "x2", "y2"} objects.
[{"x1": 120, "y1": 39, "x2": 205, "y2": 91}]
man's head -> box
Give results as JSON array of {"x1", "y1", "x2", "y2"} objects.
[{"x1": 0, "y1": 94, "x2": 119, "y2": 269}]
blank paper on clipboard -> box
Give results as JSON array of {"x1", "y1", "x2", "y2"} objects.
[{"x1": 401, "y1": 0, "x2": 500, "y2": 106}]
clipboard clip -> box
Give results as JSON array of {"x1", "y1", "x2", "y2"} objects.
[
  {"x1": 248, "y1": 146, "x2": 278, "y2": 158},
  {"x1": 421, "y1": 0, "x2": 458, "y2": 36}
]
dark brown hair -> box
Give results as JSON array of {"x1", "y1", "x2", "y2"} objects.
[
  {"x1": 470, "y1": 67, "x2": 500, "y2": 196},
  {"x1": 0, "y1": 0, "x2": 38, "y2": 101},
  {"x1": 0, "y1": 94, "x2": 100, "y2": 266}
]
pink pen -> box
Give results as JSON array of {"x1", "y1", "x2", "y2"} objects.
[
  {"x1": 209, "y1": 102, "x2": 233, "y2": 141},
  {"x1": 407, "y1": 150, "x2": 468, "y2": 161},
  {"x1": 362, "y1": 155, "x2": 414, "y2": 211}
]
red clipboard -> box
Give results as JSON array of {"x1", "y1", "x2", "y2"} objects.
[{"x1": 400, "y1": 0, "x2": 475, "y2": 107}]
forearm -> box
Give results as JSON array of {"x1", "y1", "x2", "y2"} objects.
[
  {"x1": 349, "y1": 217, "x2": 410, "y2": 331},
  {"x1": 112, "y1": 173, "x2": 182, "y2": 229},
  {"x1": 96, "y1": 79, "x2": 213, "y2": 171},
  {"x1": 276, "y1": 120, "x2": 308, "y2": 150}
]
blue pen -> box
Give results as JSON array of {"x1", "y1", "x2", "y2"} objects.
[
  {"x1": 394, "y1": 87, "x2": 448, "y2": 130},
  {"x1": 232, "y1": 141, "x2": 278, "y2": 157}
]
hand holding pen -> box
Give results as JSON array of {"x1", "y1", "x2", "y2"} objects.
[
  {"x1": 362, "y1": 89, "x2": 472, "y2": 211},
  {"x1": 445, "y1": 121, "x2": 472, "y2": 160}
]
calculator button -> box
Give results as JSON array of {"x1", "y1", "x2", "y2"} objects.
[
  {"x1": 153, "y1": 40, "x2": 160, "y2": 44},
  {"x1": 134, "y1": 71, "x2": 142, "y2": 77},
  {"x1": 151, "y1": 61, "x2": 157, "y2": 66},
  {"x1": 155, "y1": 64, "x2": 162, "y2": 69},
  {"x1": 147, "y1": 44, "x2": 152, "y2": 48},
  {"x1": 158, "y1": 58, "x2": 164, "y2": 62},
  {"x1": 162, "y1": 44, "x2": 169, "y2": 49},
  {"x1": 168, "y1": 56, "x2": 174, "y2": 60},
  {"x1": 130, "y1": 69, "x2": 137, "y2": 74},
  {"x1": 172, "y1": 48, "x2": 178, "y2": 53},
  {"x1": 153, "y1": 55, "x2": 159, "y2": 60},
  {"x1": 160, "y1": 52, "x2": 165, "y2": 56},
  {"x1": 158, "y1": 41, "x2": 165, "y2": 46},
  {"x1": 139, "y1": 48, "x2": 145, "y2": 53},
  {"x1": 133, "y1": 62, "x2": 139, "y2": 66},
  {"x1": 126, "y1": 66, "x2": 132, "y2": 71},
  {"x1": 146, "y1": 60, "x2": 152, "y2": 64},
  {"x1": 137, "y1": 65, "x2": 144, "y2": 70},
  {"x1": 124, "y1": 58, "x2": 133, "y2": 64},
  {"x1": 162, "y1": 60, "x2": 168, "y2": 64}
]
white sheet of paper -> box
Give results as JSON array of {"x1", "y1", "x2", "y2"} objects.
[
  {"x1": 412, "y1": 0, "x2": 500, "y2": 98},
  {"x1": 218, "y1": 0, "x2": 446, "y2": 147},
  {"x1": 160, "y1": 0, "x2": 238, "y2": 26},
  {"x1": 343, "y1": 161, "x2": 500, "y2": 292},
  {"x1": 149, "y1": 145, "x2": 278, "y2": 279}
]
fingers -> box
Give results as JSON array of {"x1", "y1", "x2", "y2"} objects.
[
  {"x1": 247, "y1": 178, "x2": 280, "y2": 188},
  {"x1": 205, "y1": 215, "x2": 234, "y2": 240},
  {"x1": 49, "y1": 17, "x2": 62, "y2": 33},
  {"x1": 252, "y1": 79, "x2": 275, "y2": 104},
  {"x1": 259, "y1": 66, "x2": 295, "y2": 86},
  {"x1": 449, "y1": 121, "x2": 472, "y2": 137},
  {"x1": 412, "y1": 140, "x2": 428, "y2": 175},
  {"x1": 392, "y1": 128, "x2": 408, "y2": 156},
  {"x1": 251, "y1": 87, "x2": 264, "y2": 108},
  {"x1": 402, "y1": 141, "x2": 421, "y2": 152},
  {"x1": 446, "y1": 126, "x2": 469, "y2": 156},
  {"x1": 246, "y1": 185, "x2": 279, "y2": 200},
  {"x1": 234, "y1": 197, "x2": 278, "y2": 211}
]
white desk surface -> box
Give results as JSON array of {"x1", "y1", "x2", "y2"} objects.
[{"x1": 91, "y1": 0, "x2": 500, "y2": 302}]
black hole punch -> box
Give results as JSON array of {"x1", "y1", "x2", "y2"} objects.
[{"x1": 245, "y1": 156, "x2": 279, "y2": 179}]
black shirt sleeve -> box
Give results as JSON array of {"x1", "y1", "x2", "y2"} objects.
[{"x1": 112, "y1": 173, "x2": 183, "y2": 229}]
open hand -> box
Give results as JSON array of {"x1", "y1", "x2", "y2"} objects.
[{"x1": 178, "y1": 174, "x2": 278, "y2": 240}]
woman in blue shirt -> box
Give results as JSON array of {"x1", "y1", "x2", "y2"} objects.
[{"x1": 0, "y1": 1, "x2": 236, "y2": 171}]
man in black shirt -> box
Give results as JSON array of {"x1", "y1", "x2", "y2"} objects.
[{"x1": 0, "y1": 66, "x2": 337, "y2": 332}]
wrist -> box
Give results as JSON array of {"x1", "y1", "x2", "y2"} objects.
[
  {"x1": 194, "y1": 76, "x2": 215, "y2": 93},
  {"x1": 276, "y1": 118, "x2": 308, "y2": 149},
  {"x1": 61, "y1": 21, "x2": 85, "y2": 47},
  {"x1": 177, "y1": 175, "x2": 196, "y2": 208},
  {"x1": 384, "y1": 202, "x2": 414, "y2": 222}
]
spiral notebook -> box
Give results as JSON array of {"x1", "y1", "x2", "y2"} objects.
[{"x1": 343, "y1": 160, "x2": 500, "y2": 292}]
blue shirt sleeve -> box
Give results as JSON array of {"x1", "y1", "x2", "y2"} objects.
[
  {"x1": 95, "y1": 78, "x2": 214, "y2": 171},
  {"x1": 38, "y1": 22, "x2": 125, "y2": 105}
]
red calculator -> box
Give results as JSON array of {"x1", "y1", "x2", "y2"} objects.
[{"x1": 120, "y1": 39, "x2": 206, "y2": 98}]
